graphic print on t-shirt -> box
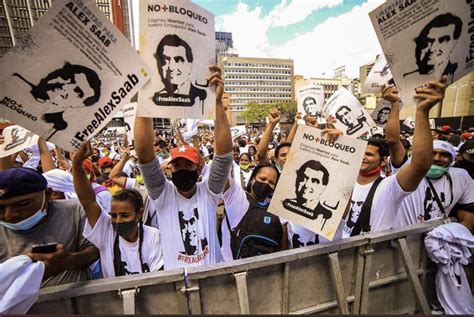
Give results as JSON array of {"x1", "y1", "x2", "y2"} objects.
[
  {"x1": 292, "y1": 233, "x2": 319, "y2": 248},
  {"x1": 177, "y1": 208, "x2": 209, "y2": 264},
  {"x1": 422, "y1": 186, "x2": 445, "y2": 221},
  {"x1": 345, "y1": 200, "x2": 364, "y2": 234}
]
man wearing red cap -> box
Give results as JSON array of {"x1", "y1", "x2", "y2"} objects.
[{"x1": 134, "y1": 66, "x2": 232, "y2": 269}]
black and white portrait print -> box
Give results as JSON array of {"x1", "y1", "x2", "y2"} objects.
[
  {"x1": 335, "y1": 105, "x2": 369, "y2": 136},
  {"x1": 153, "y1": 34, "x2": 207, "y2": 108},
  {"x1": 13, "y1": 62, "x2": 102, "y2": 139},
  {"x1": 3, "y1": 127, "x2": 34, "y2": 151},
  {"x1": 178, "y1": 208, "x2": 208, "y2": 256}
]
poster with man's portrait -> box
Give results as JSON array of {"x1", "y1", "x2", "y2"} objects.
[
  {"x1": 0, "y1": 0, "x2": 150, "y2": 152},
  {"x1": 322, "y1": 88, "x2": 375, "y2": 138},
  {"x1": 138, "y1": 1, "x2": 215, "y2": 119},
  {"x1": 122, "y1": 102, "x2": 137, "y2": 145},
  {"x1": 268, "y1": 125, "x2": 366, "y2": 240},
  {"x1": 369, "y1": 0, "x2": 473, "y2": 106},
  {"x1": 0, "y1": 125, "x2": 39, "y2": 158},
  {"x1": 403, "y1": 116, "x2": 416, "y2": 130},
  {"x1": 364, "y1": 53, "x2": 395, "y2": 94},
  {"x1": 296, "y1": 81, "x2": 325, "y2": 117},
  {"x1": 371, "y1": 98, "x2": 392, "y2": 127}
]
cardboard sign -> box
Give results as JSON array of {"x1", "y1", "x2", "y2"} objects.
[
  {"x1": 364, "y1": 53, "x2": 395, "y2": 94},
  {"x1": 0, "y1": 0, "x2": 150, "y2": 152},
  {"x1": 138, "y1": 1, "x2": 216, "y2": 119},
  {"x1": 403, "y1": 116, "x2": 416, "y2": 130},
  {"x1": 268, "y1": 125, "x2": 366, "y2": 240},
  {"x1": 370, "y1": 0, "x2": 474, "y2": 106},
  {"x1": 322, "y1": 88, "x2": 375, "y2": 138},
  {"x1": 369, "y1": 126, "x2": 385, "y2": 137},
  {"x1": 0, "y1": 125, "x2": 39, "y2": 158},
  {"x1": 296, "y1": 82, "x2": 325, "y2": 117},
  {"x1": 122, "y1": 102, "x2": 137, "y2": 145}
]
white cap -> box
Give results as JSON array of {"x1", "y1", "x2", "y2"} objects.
[{"x1": 433, "y1": 140, "x2": 456, "y2": 162}]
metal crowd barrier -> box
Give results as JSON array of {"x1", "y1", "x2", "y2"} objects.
[{"x1": 29, "y1": 219, "x2": 467, "y2": 314}]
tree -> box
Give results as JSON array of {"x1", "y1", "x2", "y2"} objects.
[
  {"x1": 275, "y1": 101, "x2": 297, "y2": 123},
  {"x1": 242, "y1": 102, "x2": 274, "y2": 125}
]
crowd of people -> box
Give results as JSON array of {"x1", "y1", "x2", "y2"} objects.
[{"x1": 0, "y1": 68, "x2": 473, "y2": 314}]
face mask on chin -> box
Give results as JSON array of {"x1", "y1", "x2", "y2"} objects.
[
  {"x1": 0, "y1": 192, "x2": 47, "y2": 231},
  {"x1": 172, "y1": 169, "x2": 199, "y2": 192},
  {"x1": 426, "y1": 164, "x2": 449, "y2": 179}
]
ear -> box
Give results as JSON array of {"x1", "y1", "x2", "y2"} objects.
[{"x1": 137, "y1": 207, "x2": 144, "y2": 220}]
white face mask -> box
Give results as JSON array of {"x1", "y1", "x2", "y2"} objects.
[{"x1": 0, "y1": 192, "x2": 47, "y2": 231}]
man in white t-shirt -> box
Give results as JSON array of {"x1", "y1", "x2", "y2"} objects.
[
  {"x1": 135, "y1": 66, "x2": 233, "y2": 269},
  {"x1": 393, "y1": 140, "x2": 474, "y2": 228},
  {"x1": 342, "y1": 76, "x2": 449, "y2": 238}
]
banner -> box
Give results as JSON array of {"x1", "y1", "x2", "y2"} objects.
[
  {"x1": 296, "y1": 82, "x2": 325, "y2": 117},
  {"x1": 0, "y1": 125, "x2": 39, "y2": 158},
  {"x1": 138, "y1": 1, "x2": 216, "y2": 119},
  {"x1": 370, "y1": 0, "x2": 473, "y2": 106},
  {"x1": 268, "y1": 125, "x2": 366, "y2": 240},
  {"x1": 322, "y1": 88, "x2": 375, "y2": 138},
  {"x1": 364, "y1": 53, "x2": 395, "y2": 94},
  {"x1": 0, "y1": 0, "x2": 150, "y2": 152},
  {"x1": 122, "y1": 102, "x2": 137, "y2": 145}
]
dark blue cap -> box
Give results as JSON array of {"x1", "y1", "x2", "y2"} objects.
[{"x1": 0, "y1": 167, "x2": 47, "y2": 199}]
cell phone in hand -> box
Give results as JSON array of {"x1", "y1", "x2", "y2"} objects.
[{"x1": 32, "y1": 242, "x2": 57, "y2": 253}]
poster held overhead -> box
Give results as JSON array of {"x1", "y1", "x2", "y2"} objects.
[
  {"x1": 364, "y1": 53, "x2": 395, "y2": 94},
  {"x1": 371, "y1": 98, "x2": 392, "y2": 127},
  {"x1": 369, "y1": 0, "x2": 473, "y2": 106},
  {"x1": 296, "y1": 81, "x2": 325, "y2": 117},
  {"x1": 0, "y1": 0, "x2": 150, "y2": 152},
  {"x1": 122, "y1": 103, "x2": 137, "y2": 146},
  {"x1": 268, "y1": 125, "x2": 366, "y2": 240},
  {"x1": 0, "y1": 125, "x2": 39, "y2": 158},
  {"x1": 322, "y1": 88, "x2": 375, "y2": 138},
  {"x1": 138, "y1": 1, "x2": 216, "y2": 120}
]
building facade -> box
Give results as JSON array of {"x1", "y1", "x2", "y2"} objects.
[
  {"x1": 0, "y1": 0, "x2": 115, "y2": 57},
  {"x1": 220, "y1": 56, "x2": 294, "y2": 125}
]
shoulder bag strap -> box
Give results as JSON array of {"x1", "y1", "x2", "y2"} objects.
[{"x1": 351, "y1": 177, "x2": 384, "y2": 237}]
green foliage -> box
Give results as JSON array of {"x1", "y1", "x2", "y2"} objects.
[
  {"x1": 275, "y1": 101, "x2": 297, "y2": 123},
  {"x1": 242, "y1": 103, "x2": 274, "y2": 124}
]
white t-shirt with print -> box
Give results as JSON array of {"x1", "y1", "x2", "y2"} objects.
[
  {"x1": 83, "y1": 208, "x2": 163, "y2": 278},
  {"x1": 393, "y1": 167, "x2": 474, "y2": 228},
  {"x1": 342, "y1": 175, "x2": 410, "y2": 238},
  {"x1": 151, "y1": 180, "x2": 223, "y2": 269}
]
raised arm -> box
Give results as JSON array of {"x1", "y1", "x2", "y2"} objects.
[
  {"x1": 38, "y1": 138, "x2": 56, "y2": 172},
  {"x1": 72, "y1": 142, "x2": 102, "y2": 227},
  {"x1": 109, "y1": 148, "x2": 129, "y2": 188},
  {"x1": 134, "y1": 117, "x2": 156, "y2": 164},
  {"x1": 257, "y1": 109, "x2": 280, "y2": 164},
  {"x1": 287, "y1": 112, "x2": 302, "y2": 144},
  {"x1": 382, "y1": 85, "x2": 406, "y2": 167},
  {"x1": 396, "y1": 77, "x2": 448, "y2": 192},
  {"x1": 208, "y1": 65, "x2": 233, "y2": 194}
]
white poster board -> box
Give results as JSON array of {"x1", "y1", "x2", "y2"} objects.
[
  {"x1": 0, "y1": 0, "x2": 150, "y2": 152},
  {"x1": 322, "y1": 88, "x2": 375, "y2": 138},
  {"x1": 122, "y1": 102, "x2": 137, "y2": 145},
  {"x1": 296, "y1": 84, "x2": 325, "y2": 117},
  {"x1": 371, "y1": 98, "x2": 392, "y2": 127},
  {"x1": 0, "y1": 125, "x2": 39, "y2": 158},
  {"x1": 268, "y1": 125, "x2": 366, "y2": 240},
  {"x1": 369, "y1": 0, "x2": 473, "y2": 106},
  {"x1": 369, "y1": 126, "x2": 385, "y2": 137},
  {"x1": 364, "y1": 53, "x2": 395, "y2": 94},
  {"x1": 138, "y1": 1, "x2": 216, "y2": 119},
  {"x1": 403, "y1": 116, "x2": 416, "y2": 130}
]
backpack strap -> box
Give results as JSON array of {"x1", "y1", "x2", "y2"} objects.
[
  {"x1": 351, "y1": 177, "x2": 384, "y2": 237},
  {"x1": 425, "y1": 172, "x2": 453, "y2": 217},
  {"x1": 113, "y1": 234, "x2": 126, "y2": 277}
]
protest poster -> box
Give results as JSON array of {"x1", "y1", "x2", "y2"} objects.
[
  {"x1": 296, "y1": 81, "x2": 325, "y2": 117},
  {"x1": 138, "y1": 1, "x2": 216, "y2": 120},
  {"x1": 0, "y1": 125, "x2": 39, "y2": 158},
  {"x1": 268, "y1": 125, "x2": 366, "y2": 240},
  {"x1": 371, "y1": 98, "x2": 392, "y2": 126},
  {"x1": 322, "y1": 88, "x2": 375, "y2": 138},
  {"x1": 403, "y1": 116, "x2": 416, "y2": 130},
  {"x1": 369, "y1": 0, "x2": 473, "y2": 106},
  {"x1": 230, "y1": 125, "x2": 247, "y2": 141},
  {"x1": 122, "y1": 102, "x2": 137, "y2": 145},
  {"x1": 364, "y1": 53, "x2": 395, "y2": 94},
  {"x1": 369, "y1": 126, "x2": 385, "y2": 137},
  {"x1": 0, "y1": 0, "x2": 150, "y2": 152}
]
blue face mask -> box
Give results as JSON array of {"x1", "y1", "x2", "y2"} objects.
[
  {"x1": 426, "y1": 164, "x2": 449, "y2": 179},
  {"x1": 0, "y1": 193, "x2": 47, "y2": 231}
]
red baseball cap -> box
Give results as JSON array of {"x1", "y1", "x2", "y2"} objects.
[
  {"x1": 170, "y1": 145, "x2": 200, "y2": 165},
  {"x1": 99, "y1": 156, "x2": 113, "y2": 168}
]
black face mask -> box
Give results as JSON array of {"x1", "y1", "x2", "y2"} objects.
[
  {"x1": 172, "y1": 169, "x2": 199, "y2": 192},
  {"x1": 112, "y1": 220, "x2": 137, "y2": 238},
  {"x1": 251, "y1": 180, "x2": 274, "y2": 201}
]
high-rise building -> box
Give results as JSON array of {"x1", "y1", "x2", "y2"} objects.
[
  {"x1": 0, "y1": 0, "x2": 115, "y2": 57},
  {"x1": 220, "y1": 56, "x2": 294, "y2": 125},
  {"x1": 333, "y1": 65, "x2": 346, "y2": 79},
  {"x1": 215, "y1": 31, "x2": 236, "y2": 63}
]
